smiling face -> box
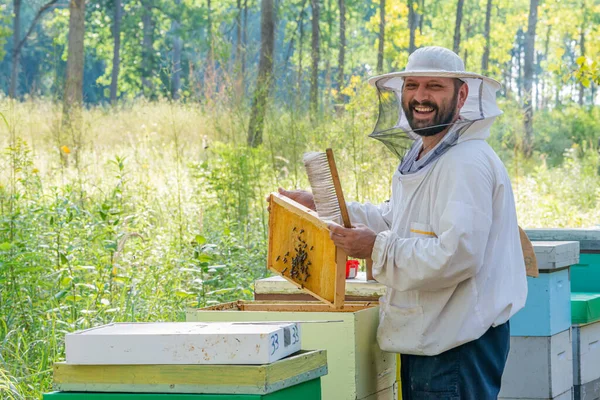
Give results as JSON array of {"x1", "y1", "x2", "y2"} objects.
[{"x1": 401, "y1": 77, "x2": 469, "y2": 137}]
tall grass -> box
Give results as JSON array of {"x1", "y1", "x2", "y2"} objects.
[{"x1": 0, "y1": 94, "x2": 599, "y2": 398}]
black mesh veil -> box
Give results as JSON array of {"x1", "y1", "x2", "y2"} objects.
[
  {"x1": 368, "y1": 76, "x2": 496, "y2": 160},
  {"x1": 368, "y1": 83, "x2": 415, "y2": 159}
]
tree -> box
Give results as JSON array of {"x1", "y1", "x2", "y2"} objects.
[
  {"x1": 171, "y1": 0, "x2": 183, "y2": 100},
  {"x1": 297, "y1": 2, "x2": 306, "y2": 89},
  {"x1": 578, "y1": 0, "x2": 586, "y2": 105},
  {"x1": 523, "y1": 0, "x2": 539, "y2": 157},
  {"x1": 64, "y1": 0, "x2": 85, "y2": 112},
  {"x1": 408, "y1": 0, "x2": 417, "y2": 54},
  {"x1": 453, "y1": 0, "x2": 464, "y2": 54},
  {"x1": 337, "y1": 0, "x2": 345, "y2": 92},
  {"x1": 247, "y1": 0, "x2": 275, "y2": 147},
  {"x1": 242, "y1": 0, "x2": 248, "y2": 78},
  {"x1": 481, "y1": 0, "x2": 492, "y2": 74},
  {"x1": 377, "y1": 0, "x2": 385, "y2": 74},
  {"x1": 110, "y1": 0, "x2": 122, "y2": 104},
  {"x1": 310, "y1": 0, "x2": 320, "y2": 116},
  {"x1": 9, "y1": 0, "x2": 59, "y2": 98},
  {"x1": 141, "y1": 0, "x2": 156, "y2": 96}
]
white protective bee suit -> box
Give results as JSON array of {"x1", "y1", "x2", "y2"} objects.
[{"x1": 348, "y1": 47, "x2": 528, "y2": 356}]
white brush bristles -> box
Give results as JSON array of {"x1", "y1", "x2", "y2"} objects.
[{"x1": 303, "y1": 152, "x2": 342, "y2": 224}]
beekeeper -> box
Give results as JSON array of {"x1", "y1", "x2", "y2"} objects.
[{"x1": 279, "y1": 46, "x2": 527, "y2": 399}]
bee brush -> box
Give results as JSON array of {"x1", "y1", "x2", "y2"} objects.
[{"x1": 303, "y1": 148, "x2": 374, "y2": 280}]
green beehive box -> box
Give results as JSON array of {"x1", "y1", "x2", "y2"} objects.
[
  {"x1": 44, "y1": 378, "x2": 320, "y2": 399},
  {"x1": 572, "y1": 293, "x2": 600, "y2": 324}
]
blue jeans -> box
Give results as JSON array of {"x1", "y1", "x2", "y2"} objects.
[{"x1": 401, "y1": 321, "x2": 510, "y2": 400}]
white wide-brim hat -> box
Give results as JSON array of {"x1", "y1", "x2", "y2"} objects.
[
  {"x1": 367, "y1": 46, "x2": 503, "y2": 159},
  {"x1": 368, "y1": 46, "x2": 501, "y2": 89}
]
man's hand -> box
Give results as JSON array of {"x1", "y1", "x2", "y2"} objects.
[
  {"x1": 327, "y1": 222, "x2": 377, "y2": 259},
  {"x1": 267, "y1": 187, "x2": 316, "y2": 211}
]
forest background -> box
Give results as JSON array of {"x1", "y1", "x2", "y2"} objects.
[{"x1": 0, "y1": 0, "x2": 599, "y2": 397}]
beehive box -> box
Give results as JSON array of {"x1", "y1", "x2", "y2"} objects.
[
  {"x1": 574, "y1": 376, "x2": 600, "y2": 400},
  {"x1": 45, "y1": 377, "x2": 321, "y2": 399},
  {"x1": 525, "y1": 229, "x2": 600, "y2": 293},
  {"x1": 573, "y1": 321, "x2": 600, "y2": 386},
  {"x1": 525, "y1": 229, "x2": 600, "y2": 252},
  {"x1": 187, "y1": 301, "x2": 395, "y2": 400},
  {"x1": 572, "y1": 293, "x2": 600, "y2": 325},
  {"x1": 65, "y1": 322, "x2": 301, "y2": 365},
  {"x1": 510, "y1": 268, "x2": 572, "y2": 337},
  {"x1": 52, "y1": 349, "x2": 326, "y2": 395},
  {"x1": 499, "y1": 328, "x2": 573, "y2": 399},
  {"x1": 499, "y1": 390, "x2": 573, "y2": 400},
  {"x1": 254, "y1": 273, "x2": 386, "y2": 302}
]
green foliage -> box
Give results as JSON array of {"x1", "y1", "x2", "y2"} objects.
[
  {"x1": 0, "y1": 4, "x2": 12, "y2": 62},
  {"x1": 533, "y1": 105, "x2": 600, "y2": 166}
]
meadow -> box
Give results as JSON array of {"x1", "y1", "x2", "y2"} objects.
[{"x1": 1, "y1": 89, "x2": 600, "y2": 398}]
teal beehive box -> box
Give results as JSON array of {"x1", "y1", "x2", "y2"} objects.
[
  {"x1": 510, "y1": 269, "x2": 572, "y2": 337},
  {"x1": 525, "y1": 229, "x2": 600, "y2": 293},
  {"x1": 510, "y1": 242, "x2": 579, "y2": 337},
  {"x1": 571, "y1": 253, "x2": 600, "y2": 293}
]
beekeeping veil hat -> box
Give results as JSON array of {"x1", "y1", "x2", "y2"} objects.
[{"x1": 368, "y1": 46, "x2": 503, "y2": 158}]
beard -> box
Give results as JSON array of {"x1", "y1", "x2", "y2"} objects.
[{"x1": 402, "y1": 92, "x2": 459, "y2": 137}]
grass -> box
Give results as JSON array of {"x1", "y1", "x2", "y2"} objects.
[{"x1": 0, "y1": 95, "x2": 599, "y2": 398}]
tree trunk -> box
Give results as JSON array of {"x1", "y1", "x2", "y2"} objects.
[
  {"x1": 141, "y1": 1, "x2": 156, "y2": 96},
  {"x1": 540, "y1": 25, "x2": 551, "y2": 109},
  {"x1": 523, "y1": 0, "x2": 539, "y2": 157},
  {"x1": 377, "y1": 0, "x2": 385, "y2": 74},
  {"x1": 481, "y1": 0, "x2": 492, "y2": 74},
  {"x1": 337, "y1": 0, "x2": 345, "y2": 92},
  {"x1": 408, "y1": 0, "x2": 417, "y2": 54},
  {"x1": 236, "y1": 0, "x2": 242, "y2": 70},
  {"x1": 578, "y1": 0, "x2": 586, "y2": 106},
  {"x1": 9, "y1": 0, "x2": 21, "y2": 99},
  {"x1": 63, "y1": 0, "x2": 85, "y2": 167},
  {"x1": 247, "y1": 0, "x2": 275, "y2": 147},
  {"x1": 453, "y1": 0, "x2": 464, "y2": 53},
  {"x1": 10, "y1": 0, "x2": 58, "y2": 98},
  {"x1": 283, "y1": 0, "x2": 308, "y2": 72},
  {"x1": 324, "y1": 0, "x2": 333, "y2": 104},
  {"x1": 64, "y1": 0, "x2": 85, "y2": 111},
  {"x1": 516, "y1": 29, "x2": 523, "y2": 99},
  {"x1": 204, "y1": 0, "x2": 216, "y2": 100},
  {"x1": 171, "y1": 0, "x2": 182, "y2": 100},
  {"x1": 297, "y1": 4, "x2": 305, "y2": 90},
  {"x1": 110, "y1": 0, "x2": 122, "y2": 104},
  {"x1": 310, "y1": 0, "x2": 320, "y2": 117},
  {"x1": 242, "y1": 0, "x2": 248, "y2": 78}
]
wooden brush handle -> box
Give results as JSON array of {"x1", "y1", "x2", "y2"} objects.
[
  {"x1": 326, "y1": 148, "x2": 351, "y2": 229},
  {"x1": 326, "y1": 148, "x2": 374, "y2": 282}
]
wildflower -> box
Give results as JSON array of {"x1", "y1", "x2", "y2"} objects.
[
  {"x1": 32, "y1": 168, "x2": 39, "y2": 173},
  {"x1": 61, "y1": 145, "x2": 71, "y2": 154}
]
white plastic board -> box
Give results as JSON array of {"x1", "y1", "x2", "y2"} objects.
[
  {"x1": 65, "y1": 322, "x2": 301, "y2": 365},
  {"x1": 532, "y1": 241, "x2": 580, "y2": 270}
]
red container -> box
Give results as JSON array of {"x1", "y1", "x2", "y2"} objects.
[{"x1": 346, "y1": 260, "x2": 359, "y2": 279}]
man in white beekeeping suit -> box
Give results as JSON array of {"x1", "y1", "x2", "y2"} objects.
[{"x1": 279, "y1": 46, "x2": 528, "y2": 398}]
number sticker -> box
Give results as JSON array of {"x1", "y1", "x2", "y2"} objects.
[
  {"x1": 291, "y1": 325, "x2": 299, "y2": 345},
  {"x1": 270, "y1": 333, "x2": 280, "y2": 355}
]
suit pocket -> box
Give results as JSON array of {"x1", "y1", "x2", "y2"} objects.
[
  {"x1": 410, "y1": 222, "x2": 437, "y2": 238},
  {"x1": 377, "y1": 297, "x2": 424, "y2": 353}
]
